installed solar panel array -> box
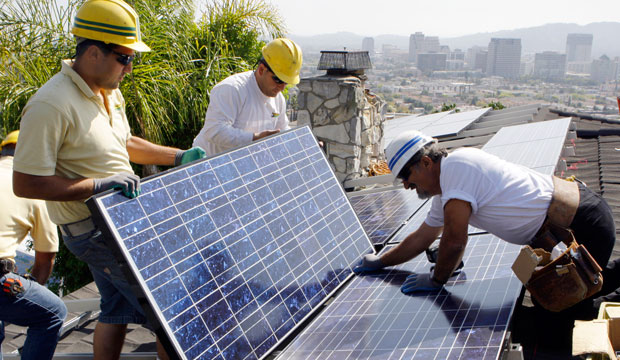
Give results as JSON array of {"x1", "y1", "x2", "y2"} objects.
[
  {"x1": 349, "y1": 189, "x2": 425, "y2": 246},
  {"x1": 278, "y1": 235, "x2": 522, "y2": 359},
  {"x1": 384, "y1": 108, "x2": 490, "y2": 145},
  {"x1": 280, "y1": 118, "x2": 573, "y2": 359},
  {"x1": 482, "y1": 118, "x2": 572, "y2": 175},
  {"x1": 87, "y1": 126, "x2": 374, "y2": 360}
]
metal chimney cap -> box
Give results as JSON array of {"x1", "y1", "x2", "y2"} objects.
[{"x1": 318, "y1": 51, "x2": 372, "y2": 73}]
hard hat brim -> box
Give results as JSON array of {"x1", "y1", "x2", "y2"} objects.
[
  {"x1": 122, "y1": 41, "x2": 151, "y2": 52},
  {"x1": 273, "y1": 70, "x2": 299, "y2": 85}
]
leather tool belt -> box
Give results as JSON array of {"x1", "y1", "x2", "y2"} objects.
[
  {"x1": 527, "y1": 226, "x2": 603, "y2": 312},
  {"x1": 527, "y1": 178, "x2": 603, "y2": 312},
  {"x1": 59, "y1": 217, "x2": 97, "y2": 237}
]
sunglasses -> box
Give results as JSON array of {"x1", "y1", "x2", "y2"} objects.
[
  {"x1": 111, "y1": 50, "x2": 135, "y2": 66},
  {"x1": 271, "y1": 74, "x2": 286, "y2": 85},
  {"x1": 397, "y1": 161, "x2": 419, "y2": 181},
  {"x1": 261, "y1": 61, "x2": 286, "y2": 85},
  {"x1": 397, "y1": 166, "x2": 411, "y2": 181}
]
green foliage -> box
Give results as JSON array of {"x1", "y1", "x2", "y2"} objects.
[
  {"x1": 487, "y1": 101, "x2": 505, "y2": 110},
  {"x1": 0, "y1": 0, "x2": 76, "y2": 136},
  {"x1": 2, "y1": 0, "x2": 286, "y2": 290},
  {"x1": 440, "y1": 103, "x2": 459, "y2": 112},
  {"x1": 201, "y1": 0, "x2": 285, "y2": 65}
]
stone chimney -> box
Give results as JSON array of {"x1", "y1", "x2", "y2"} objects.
[{"x1": 296, "y1": 51, "x2": 386, "y2": 184}]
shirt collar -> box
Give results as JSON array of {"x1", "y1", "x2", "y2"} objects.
[
  {"x1": 61, "y1": 59, "x2": 101, "y2": 99},
  {"x1": 250, "y1": 71, "x2": 270, "y2": 103}
]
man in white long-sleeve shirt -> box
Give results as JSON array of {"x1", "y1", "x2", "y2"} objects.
[{"x1": 193, "y1": 38, "x2": 303, "y2": 156}]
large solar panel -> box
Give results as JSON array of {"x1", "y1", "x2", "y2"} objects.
[
  {"x1": 384, "y1": 108, "x2": 490, "y2": 145},
  {"x1": 482, "y1": 118, "x2": 572, "y2": 175},
  {"x1": 278, "y1": 234, "x2": 522, "y2": 359},
  {"x1": 87, "y1": 126, "x2": 374, "y2": 360},
  {"x1": 349, "y1": 189, "x2": 426, "y2": 246}
]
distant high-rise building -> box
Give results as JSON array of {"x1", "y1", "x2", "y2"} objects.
[
  {"x1": 474, "y1": 51, "x2": 488, "y2": 72},
  {"x1": 534, "y1": 51, "x2": 566, "y2": 80},
  {"x1": 466, "y1": 46, "x2": 487, "y2": 71},
  {"x1": 409, "y1": 32, "x2": 425, "y2": 62},
  {"x1": 447, "y1": 49, "x2": 465, "y2": 70},
  {"x1": 409, "y1": 32, "x2": 441, "y2": 63},
  {"x1": 362, "y1": 37, "x2": 374, "y2": 54},
  {"x1": 566, "y1": 34, "x2": 593, "y2": 62},
  {"x1": 590, "y1": 55, "x2": 618, "y2": 83},
  {"x1": 417, "y1": 53, "x2": 447, "y2": 72},
  {"x1": 486, "y1": 38, "x2": 521, "y2": 79},
  {"x1": 425, "y1": 37, "x2": 440, "y2": 53}
]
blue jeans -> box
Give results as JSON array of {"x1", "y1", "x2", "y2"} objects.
[
  {"x1": 62, "y1": 228, "x2": 146, "y2": 324},
  {"x1": 0, "y1": 273, "x2": 67, "y2": 360}
]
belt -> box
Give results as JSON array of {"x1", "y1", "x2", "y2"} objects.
[
  {"x1": 546, "y1": 176, "x2": 579, "y2": 228},
  {"x1": 60, "y1": 217, "x2": 97, "y2": 237},
  {"x1": 531, "y1": 177, "x2": 580, "y2": 249}
]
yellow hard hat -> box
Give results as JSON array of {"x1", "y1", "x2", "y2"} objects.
[
  {"x1": 0, "y1": 130, "x2": 19, "y2": 149},
  {"x1": 262, "y1": 38, "x2": 303, "y2": 85},
  {"x1": 71, "y1": 0, "x2": 150, "y2": 52}
]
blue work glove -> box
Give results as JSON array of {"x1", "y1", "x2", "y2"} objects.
[
  {"x1": 175, "y1": 147, "x2": 206, "y2": 166},
  {"x1": 93, "y1": 173, "x2": 140, "y2": 198},
  {"x1": 400, "y1": 273, "x2": 444, "y2": 294},
  {"x1": 353, "y1": 254, "x2": 385, "y2": 274}
]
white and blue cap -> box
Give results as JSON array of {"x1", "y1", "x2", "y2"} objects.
[{"x1": 386, "y1": 130, "x2": 436, "y2": 178}]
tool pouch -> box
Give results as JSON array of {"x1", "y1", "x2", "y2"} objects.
[{"x1": 527, "y1": 226, "x2": 603, "y2": 312}]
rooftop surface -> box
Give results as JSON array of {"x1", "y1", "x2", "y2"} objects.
[{"x1": 3, "y1": 105, "x2": 620, "y2": 359}]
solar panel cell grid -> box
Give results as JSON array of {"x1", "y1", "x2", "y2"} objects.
[
  {"x1": 350, "y1": 189, "x2": 426, "y2": 245},
  {"x1": 278, "y1": 234, "x2": 522, "y2": 360},
  {"x1": 89, "y1": 127, "x2": 374, "y2": 360}
]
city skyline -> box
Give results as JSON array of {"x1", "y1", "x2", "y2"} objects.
[{"x1": 262, "y1": 0, "x2": 620, "y2": 38}]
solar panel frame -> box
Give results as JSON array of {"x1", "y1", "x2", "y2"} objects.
[{"x1": 86, "y1": 126, "x2": 375, "y2": 360}]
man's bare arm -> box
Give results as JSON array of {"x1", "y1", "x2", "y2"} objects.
[
  {"x1": 126, "y1": 136, "x2": 178, "y2": 166},
  {"x1": 31, "y1": 251, "x2": 56, "y2": 285},
  {"x1": 13, "y1": 171, "x2": 94, "y2": 201},
  {"x1": 432, "y1": 199, "x2": 472, "y2": 284},
  {"x1": 380, "y1": 222, "x2": 443, "y2": 266}
]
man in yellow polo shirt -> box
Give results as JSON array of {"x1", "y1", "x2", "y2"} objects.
[
  {"x1": 0, "y1": 131, "x2": 67, "y2": 360},
  {"x1": 12, "y1": 1, "x2": 204, "y2": 359}
]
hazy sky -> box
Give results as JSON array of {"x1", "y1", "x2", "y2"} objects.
[{"x1": 262, "y1": 0, "x2": 620, "y2": 38}]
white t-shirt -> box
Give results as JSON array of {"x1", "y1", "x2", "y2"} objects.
[
  {"x1": 424, "y1": 147, "x2": 554, "y2": 244},
  {"x1": 193, "y1": 71, "x2": 289, "y2": 156}
]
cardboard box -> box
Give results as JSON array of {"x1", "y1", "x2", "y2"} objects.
[
  {"x1": 573, "y1": 302, "x2": 620, "y2": 360},
  {"x1": 511, "y1": 245, "x2": 542, "y2": 284}
]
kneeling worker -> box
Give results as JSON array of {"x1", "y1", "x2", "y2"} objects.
[
  {"x1": 1, "y1": 131, "x2": 67, "y2": 360},
  {"x1": 354, "y1": 130, "x2": 614, "y2": 302}
]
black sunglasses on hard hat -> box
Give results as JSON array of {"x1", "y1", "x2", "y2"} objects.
[{"x1": 111, "y1": 50, "x2": 135, "y2": 66}]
